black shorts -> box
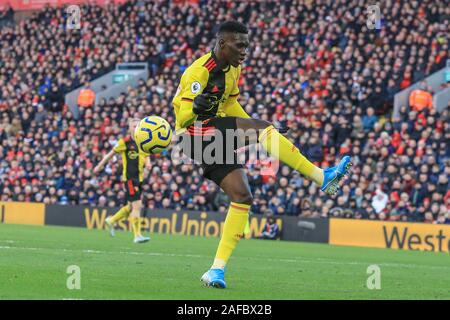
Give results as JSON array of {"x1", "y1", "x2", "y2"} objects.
[
  {"x1": 124, "y1": 179, "x2": 142, "y2": 202},
  {"x1": 181, "y1": 117, "x2": 244, "y2": 186}
]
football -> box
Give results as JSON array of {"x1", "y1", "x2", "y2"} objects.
[{"x1": 134, "y1": 116, "x2": 173, "y2": 154}]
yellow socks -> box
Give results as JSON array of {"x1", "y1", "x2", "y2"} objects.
[
  {"x1": 212, "y1": 202, "x2": 250, "y2": 269},
  {"x1": 110, "y1": 205, "x2": 131, "y2": 224},
  {"x1": 259, "y1": 125, "x2": 324, "y2": 186},
  {"x1": 244, "y1": 220, "x2": 250, "y2": 236},
  {"x1": 109, "y1": 206, "x2": 143, "y2": 239},
  {"x1": 129, "y1": 216, "x2": 142, "y2": 237}
]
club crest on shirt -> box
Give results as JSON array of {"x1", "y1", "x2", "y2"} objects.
[{"x1": 190, "y1": 81, "x2": 201, "y2": 94}]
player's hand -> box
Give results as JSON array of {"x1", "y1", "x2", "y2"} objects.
[
  {"x1": 93, "y1": 165, "x2": 102, "y2": 175},
  {"x1": 192, "y1": 93, "x2": 215, "y2": 115}
]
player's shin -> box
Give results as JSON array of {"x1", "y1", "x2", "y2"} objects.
[
  {"x1": 212, "y1": 202, "x2": 250, "y2": 269},
  {"x1": 258, "y1": 125, "x2": 324, "y2": 186},
  {"x1": 129, "y1": 216, "x2": 142, "y2": 237}
]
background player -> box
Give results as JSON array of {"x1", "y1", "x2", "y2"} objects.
[
  {"x1": 172, "y1": 21, "x2": 352, "y2": 288},
  {"x1": 93, "y1": 118, "x2": 151, "y2": 244}
]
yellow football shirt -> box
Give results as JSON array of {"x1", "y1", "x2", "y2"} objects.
[
  {"x1": 113, "y1": 136, "x2": 148, "y2": 182},
  {"x1": 172, "y1": 50, "x2": 250, "y2": 134}
]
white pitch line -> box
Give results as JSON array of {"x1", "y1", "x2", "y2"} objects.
[
  {"x1": 0, "y1": 240, "x2": 15, "y2": 244},
  {"x1": 0, "y1": 244, "x2": 449, "y2": 271}
]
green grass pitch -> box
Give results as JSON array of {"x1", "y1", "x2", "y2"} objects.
[{"x1": 0, "y1": 223, "x2": 449, "y2": 300}]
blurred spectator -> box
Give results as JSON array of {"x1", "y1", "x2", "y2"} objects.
[
  {"x1": 0, "y1": 5, "x2": 14, "y2": 28},
  {"x1": 435, "y1": 213, "x2": 450, "y2": 225},
  {"x1": 372, "y1": 189, "x2": 389, "y2": 214},
  {"x1": 362, "y1": 108, "x2": 378, "y2": 132}
]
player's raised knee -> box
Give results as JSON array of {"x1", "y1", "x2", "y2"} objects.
[{"x1": 230, "y1": 191, "x2": 253, "y2": 205}]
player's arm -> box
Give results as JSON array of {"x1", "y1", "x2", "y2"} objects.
[
  {"x1": 93, "y1": 139, "x2": 124, "y2": 174},
  {"x1": 178, "y1": 66, "x2": 210, "y2": 128},
  {"x1": 178, "y1": 100, "x2": 198, "y2": 128},
  {"x1": 93, "y1": 149, "x2": 115, "y2": 174}
]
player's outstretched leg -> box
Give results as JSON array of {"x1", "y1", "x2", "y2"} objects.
[
  {"x1": 236, "y1": 118, "x2": 352, "y2": 195},
  {"x1": 200, "y1": 169, "x2": 252, "y2": 289},
  {"x1": 105, "y1": 204, "x2": 131, "y2": 237}
]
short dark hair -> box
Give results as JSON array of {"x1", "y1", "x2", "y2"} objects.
[{"x1": 218, "y1": 21, "x2": 248, "y2": 35}]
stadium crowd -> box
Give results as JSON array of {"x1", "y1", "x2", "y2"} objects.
[{"x1": 0, "y1": 0, "x2": 449, "y2": 224}]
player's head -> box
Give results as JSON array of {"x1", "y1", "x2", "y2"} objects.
[
  {"x1": 215, "y1": 21, "x2": 249, "y2": 68},
  {"x1": 128, "y1": 117, "x2": 140, "y2": 138}
]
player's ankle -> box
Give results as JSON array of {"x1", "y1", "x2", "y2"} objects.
[
  {"x1": 211, "y1": 258, "x2": 226, "y2": 270},
  {"x1": 306, "y1": 167, "x2": 324, "y2": 186}
]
